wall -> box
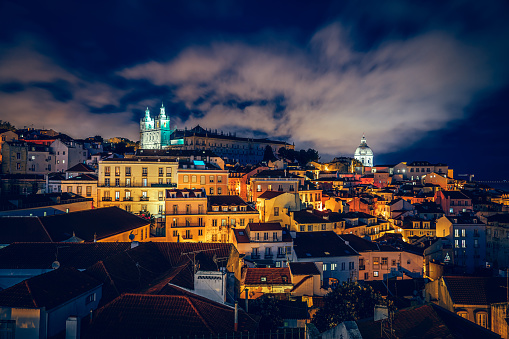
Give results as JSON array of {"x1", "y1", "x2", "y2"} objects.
[{"x1": 0, "y1": 307, "x2": 41, "y2": 339}]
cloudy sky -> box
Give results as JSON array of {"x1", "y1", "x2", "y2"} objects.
[{"x1": 0, "y1": 0, "x2": 508, "y2": 179}]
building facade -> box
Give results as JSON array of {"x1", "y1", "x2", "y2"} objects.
[{"x1": 140, "y1": 104, "x2": 173, "y2": 150}]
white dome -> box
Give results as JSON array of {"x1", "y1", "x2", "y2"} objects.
[{"x1": 353, "y1": 135, "x2": 374, "y2": 166}]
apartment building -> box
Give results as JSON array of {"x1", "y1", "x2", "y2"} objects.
[
  {"x1": 177, "y1": 161, "x2": 229, "y2": 195},
  {"x1": 97, "y1": 158, "x2": 178, "y2": 217},
  {"x1": 165, "y1": 189, "x2": 207, "y2": 242},
  {"x1": 249, "y1": 170, "x2": 303, "y2": 202}
]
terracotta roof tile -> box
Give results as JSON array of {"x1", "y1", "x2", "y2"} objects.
[{"x1": 244, "y1": 268, "x2": 291, "y2": 285}]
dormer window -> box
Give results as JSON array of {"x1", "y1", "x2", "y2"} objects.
[
  {"x1": 231, "y1": 206, "x2": 238, "y2": 211},
  {"x1": 222, "y1": 206, "x2": 228, "y2": 212},
  {"x1": 413, "y1": 222, "x2": 419, "y2": 229},
  {"x1": 213, "y1": 206, "x2": 219, "y2": 212},
  {"x1": 240, "y1": 206, "x2": 246, "y2": 211},
  {"x1": 261, "y1": 277, "x2": 267, "y2": 282}
]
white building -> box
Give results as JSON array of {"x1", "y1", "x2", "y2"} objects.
[
  {"x1": 354, "y1": 135, "x2": 374, "y2": 167},
  {"x1": 140, "y1": 104, "x2": 172, "y2": 149}
]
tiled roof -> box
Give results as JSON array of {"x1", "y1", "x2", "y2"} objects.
[
  {"x1": 257, "y1": 191, "x2": 286, "y2": 199},
  {"x1": 84, "y1": 242, "x2": 173, "y2": 306},
  {"x1": 85, "y1": 293, "x2": 259, "y2": 338},
  {"x1": 293, "y1": 210, "x2": 331, "y2": 224},
  {"x1": 443, "y1": 276, "x2": 507, "y2": 305},
  {"x1": 251, "y1": 170, "x2": 300, "y2": 179},
  {"x1": 487, "y1": 213, "x2": 509, "y2": 223},
  {"x1": 64, "y1": 173, "x2": 98, "y2": 181},
  {"x1": 0, "y1": 217, "x2": 52, "y2": 243},
  {"x1": 244, "y1": 268, "x2": 291, "y2": 285},
  {"x1": 152, "y1": 242, "x2": 235, "y2": 269},
  {"x1": 289, "y1": 262, "x2": 320, "y2": 276},
  {"x1": 39, "y1": 206, "x2": 149, "y2": 242},
  {"x1": 0, "y1": 242, "x2": 131, "y2": 269},
  {"x1": 207, "y1": 195, "x2": 255, "y2": 211},
  {"x1": 0, "y1": 267, "x2": 100, "y2": 309},
  {"x1": 442, "y1": 191, "x2": 471, "y2": 200},
  {"x1": 358, "y1": 303, "x2": 498, "y2": 339},
  {"x1": 293, "y1": 232, "x2": 359, "y2": 258},
  {"x1": 166, "y1": 188, "x2": 206, "y2": 199},
  {"x1": 66, "y1": 163, "x2": 95, "y2": 173},
  {"x1": 247, "y1": 222, "x2": 282, "y2": 231}
]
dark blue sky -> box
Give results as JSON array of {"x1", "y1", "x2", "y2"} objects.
[{"x1": 0, "y1": 0, "x2": 508, "y2": 180}]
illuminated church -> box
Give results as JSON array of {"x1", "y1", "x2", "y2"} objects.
[
  {"x1": 354, "y1": 134, "x2": 374, "y2": 167},
  {"x1": 140, "y1": 104, "x2": 173, "y2": 149}
]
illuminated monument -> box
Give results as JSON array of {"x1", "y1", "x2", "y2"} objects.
[
  {"x1": 140, "y1": 103, "x2": 174, "y2": 149},
  {"x1": 354, "y1": 134, "x2": 374, "y2": 167}
]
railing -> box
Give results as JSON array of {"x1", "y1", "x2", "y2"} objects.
[
  {"x1": 123, "y1": 197, "x2": 133, "y2": 201},
  {"x1": 253, "y1": 178, "x2": 299, "y2": 182},
  {"x1": 249, "y1": 238, "x2": 280, "y2": 243},
  {"x1": 151, "y1": 183, "x2": 177, "y2": 188},
  {"x1": 182, "y1": 235, "x2": 193, "y2": 240},
  {"x1": 140, "y1": 197, "x2": 150, "y2": 201},
  {"x1": 170, "y1": 224, "x2": 205, "y2": 228},
  {"x1": 264, "y1": 254, "x2": 273, "y2": 259},
  {"x1": 277, "y1": 254, "x2": 286, "y2": 258},
  {"x1": 359, "y1": 265, "x2": 365, "y2": 271},
  {"x1": 250, "y1": 254, "x2": 260, "y2": 259},
  {"x1": 102, "y1": 197, "x2": 112, "y2": 201}
]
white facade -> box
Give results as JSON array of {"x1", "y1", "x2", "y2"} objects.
[
  {"x1": 140, "y1": 104, "x2": 172, "y2": 149},
  {"x1": 50, "y1": 140, "x2": 88, "y2": 173},
  {"x1": 354, "y1": 135, "x2": 374, "y2": 167}
]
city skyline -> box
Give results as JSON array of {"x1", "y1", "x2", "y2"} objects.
[{"x1": 1, "y1": 0, "x2": 508, "y2": 179}]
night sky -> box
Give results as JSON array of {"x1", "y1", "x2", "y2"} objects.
[{"x1": 0, "y1": 0, "x2": 508, "y2": 180}]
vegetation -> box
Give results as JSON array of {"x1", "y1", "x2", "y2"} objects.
[
  {"x1": 249, "y1": 295, "x2": 283, "y2": 330},
  {"x1": 312, "y1": 281, "x2": 389, "y2": 332},
  {"x1": 0, "y1": 120, "x2": 16, "y2": 131},
  {"x1": 278, "y1": 147, "x2": 319, "y2": 166},
  {"x1": 263, "y1": 145, "x2": 278, "y2": 162}
]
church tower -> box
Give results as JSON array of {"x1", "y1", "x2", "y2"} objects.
[
  {"x1": 140, "y1": 103, "x2": 172, "y2": 149},
  {"x1": 354, "y1": 134, "x2": 374, "y2": 167}
]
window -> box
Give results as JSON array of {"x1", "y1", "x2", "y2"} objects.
[
  {"x1": 221, "y1": 219, "x2": 227, "y2": 226},
  {"x1": 274, "y1": 207, "x2": 279, "y2": 216},
  {"x1": 218, "y1": 176, "x2": 222, "y2": 183},
  {"x1": 209, "y1": 175, "x2": 214, "y2": 183},
  {"x1": 461, "y1": 229, "x2": 466, "y2": 237},
  {"x1": 67, "y1": 186, "x2": 73, "y2": 193},
  {"x1": 381, "y1": 257, "x2": 388, "y2": 266},
  {"x1": 455, "y1": 240, "x2": 459, "y2": 248},
  {"x1": 126, "y1": 167, "x2": 131, "y2": 176},
  {"x1": 212, "y1": 219, "x2": 217, "y2": 227},
  {"x1": 461, "y1": 240, "x2": 466, "y2": 248},
  {"x1": 209, "y1": 187, "x2": 214, "y2": 194},
  {"x1": 115, "y1": 191, "x2": 120, "y2": 201},
  {"x1": 331, "y1": 263, "x2": 337, "y2": 270},
  {"x1": 323, "y1": 263, "x2": 327, "y2": 271},
  {"x1": 289, "y1": 184, "x2": 294, "y2": 191},
  {"x1": 105, "y1": 178, "x2": 110, "y2": 186},
  {"x1": 105, "y1": 166, "x2": 110, "y2": 176},
  {"x1": 125, "y1": 178, "x2": 131, "y2": 187},
  {"x1": 341, "y1": 262, "x2": 345, "y2": 270},
  {"x1": 166, "y1": 167, "x2": 172, "y2": 176},
  {"x1": 200, "y1": 175, "x2": 206, "y2": 185},
  {"x1": 454, "y1": 229, "x2": 459, "y2": 237},
  {"x1": 373, "y1": 271, "x2": 379, "y2": 277},
  {"x1": 476, "y1": 312, "x2": 488, "y2": 328},
  {"x1": 457, "y1": 311, "x2": 468, "y2": 319},
  {"x1": 308, "y1": 225, "x2": 313, "y2": 231},
  {"x1": 240, "y1": 219, "x2": 245, "y2": 226},
  {"x1": 142, "y1": 167, "x2": 148, "y2": 176},
  {"x1": 373, "y1": 257, "x2": 379, "y2": 267},
  {"x1": 218, "y1": 187, "x2": 222, "y2": 195},
  {"x1": 257, "y1": 184, "x2": 261, "y2": 192},
  {"x1": 321, "y1": 224, "x2": 326, "y2": 230},
  {"x1": 198, "y1": 229, "x2": 203, "y2": 236},
  {"x1": 183, "y1": 175, "x2": 189, "y2": 183},
  {"x1": 115, "y1": 166, "x2": 120, "y2": 176},
  {"x1": 115, "y1": 178, "x2": 120, "y2": 186},
  {"x1": 86, "y1": 293, "x2": 96, "y2": 304},
  {"x1": 349, "y1": 262, "x2": 354, "y2": 270},
  {"x1": 142, "y1": 178, "x2": 147, "y2": 187},
  {"x1": 16, "y1": 152, "x2": 21, "y2": 160},
  {"x1": 192, "y1": 175, "x2": 197, "y2": 183},
  {"x1": 391, "y1": 259, "x2": 396, "y2": 266},
  {"x1": 86, "y1": 186, "x2": 92, "y2": 197},
  {"x1": 300, "y1": 225, "x2": 305, "y2": 232},
  {"x1": 364, "y1": 272, "x2": 369, "y2": 280}
]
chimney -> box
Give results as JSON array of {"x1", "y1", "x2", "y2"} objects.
[
  {"x1": 66, "y1": 316, "x2": 80, "y2": 339},
  {"x1": 234, "y1": 301, "x2": 239, "y2": 332},
  {"x1": 131, "y1": 241, "x2": 139, "y2": 249}
]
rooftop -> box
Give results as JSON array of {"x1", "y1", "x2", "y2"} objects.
[
  {"x1": 244, "y1": 267, "x2": 291, "y2": 285},
  {"x1": 293, "y1": 232, "x2": 359, "y2": 258}
]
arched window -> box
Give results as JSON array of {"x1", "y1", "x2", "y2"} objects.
[
  {"x1": 475, "y1": 311, "x2": 488, "y2": 328},
  {"x1": 456, "y1": 311, "x2": 468, "y2": 319}
]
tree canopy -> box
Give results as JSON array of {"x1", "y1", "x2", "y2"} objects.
[
  {"x1": 249, "y1": 295, "x2": 283, "y2": 330},
  {"x1": 278, "y1": 147, "x2": 319, "y2": 166},
  {"x1": 311, "y1": 281, "x2": 387, "y2": 333}
]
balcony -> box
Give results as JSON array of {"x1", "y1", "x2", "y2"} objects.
[
  {"x1": 140, "y1": 197, "x2": 150, "y2": 201},
  {"x1": 151, "y1": 183, "x2": 177, "y2": 188},
  {"x1": 102, "y1": 197, "x2": 112, "y2": 201},
  {"x1": 277, "y1": 253, "x2": 286, "y2": 258},
  {"x1": 182, "y1": 235, "x2": 193, "y2": 240},
  {"x1": 264, "y1": 254, "x2": 273, "y2": 259},
  {"x1": 123, "y1": 197, "x2": 133, "y2": 201},
  {"x1": 250, "y1": 254, "x2": 260, "y2": 260},
  {"x1": 359, "y1": 265, "x2": 365, "y2": 271}
]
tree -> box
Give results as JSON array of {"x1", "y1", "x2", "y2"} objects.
[
  {"x1": 263, "y1": 145, "x2": 277, "y2": 162},
  {"x1": 0, "y1": 120, "x2": 16, "y2": 131},
  {"x1": 311, "y1": 281, "x2": 387, "y2": 332},
  {"x1": 249, "y1": 295, "x2": 283, "y2": 330}
]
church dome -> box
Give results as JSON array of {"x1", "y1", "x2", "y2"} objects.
[
  {"x1": 353, "y1": 135, "x2": 374, "y2": 166},
  {"x1": 354, "y1": 136, "x2": 373, "y2": 157}
]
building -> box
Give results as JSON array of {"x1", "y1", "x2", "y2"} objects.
[
  {"x1": 165, "y1": 188, "x2": 208, "y2": 242},
  {"x1": 97, "y1": 158, "x2": 178, "y2": 217},
  {"x1": 484, "y1": 213, "x2": 509, "y2": 270},
  {"x1": 140, "y1": 104, "x2": 173, "y2": 149},
  {"x1": 353, "y1": 134, "x2": 373, "y2": 167},
  {"x1": 50, "y1": 139, "x2": 88, "y2": 173},
  {"x1": 292, "y1": 231, "x2": 360, "y2": 286},
  {"x1": 435, "y1": 190, "x2": 473, "y2": 216},
  {"x1": 289, "y1": 210, "x2": 335, "y2": 233},
  {"x1": 249, "y1": 169, "x2": 302, "y2": 202},
  {"x1": 0, "y1": 129, "x2": 18, "y2": 164},
  {"x1": 425, "y1": 276, "x2": 508, "y2": 331},
  {"x1": 256, "y1": 191, "x2": 301, "y2": 223},
  {"x1": 436, "y1": 215, "x2": 487, "y2": 274},
  {"x1": 0, "y1": 267, "x2": 102, "y2": 339},
  {"x1": 176, "y1": 161, "x2": 229, "y2": 195},
  {"x1": 1, "y1": 141, "x2": 53, "y2": 175},
  {"x1": 231, "y1": 222, "x2": 293, "y2": 267},
  {"x1": 170, "y1": 125, "x2": 294, "y2": 165},
  {"x1": 242, "y1": 267, "x2": 293, "y2": 299}
]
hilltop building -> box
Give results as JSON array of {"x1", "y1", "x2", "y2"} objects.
[
  {"x1": 354, "y1": 134, "x2": 374, "y2": 167},
  {"x1": 140, "y1": 104, "x2": 174, "y2": 149}
]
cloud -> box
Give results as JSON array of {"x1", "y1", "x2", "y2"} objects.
[
  {"x1": 0, "y1": 42, "x2": 139, "y2": 140},
  {"x1": 119, "y1": 23, "x2": 496, "y2": 156}
]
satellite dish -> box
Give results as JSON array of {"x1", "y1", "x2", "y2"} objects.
[
  {"x1": 52, "y1": 260, "x2": 60, "y2": 270},
  {"x1": 129, "y1": 233, "x2": 135, "y2": 241}
]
